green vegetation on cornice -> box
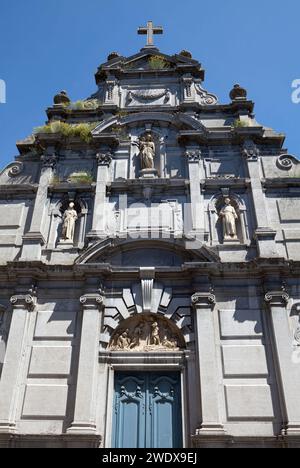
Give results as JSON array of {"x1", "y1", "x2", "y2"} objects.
[
  {"x1": 34, "y1": 121, "x2": 100, "y2": 143},
  {"x1": 50, "y1": 172, "x2": 94, "y2": 186},
  {"x1": 67, "y1": 99, "x2": 100, "y2": 111},
  {"x1": 232, "y1": 119, "x2": 249, "y2": 128}
]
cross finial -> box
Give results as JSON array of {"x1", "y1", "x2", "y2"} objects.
[{"x1": 137, "y1": 21, "x2": 163, "y2": 48}]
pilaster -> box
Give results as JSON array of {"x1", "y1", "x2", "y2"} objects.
[
  {"x1": 87, "y1": 152, "x2": 112, "y2": 240},
  {"x1": 264, "y1": 289, "x2": 300, "y2": 436},
  {"x1": 0, "y1": 294, "x2": 36, "y2": 433},
  {"x1": 185, "y1": 148, "x2": 205, "y2": 240},
  {"x1": 242, "y1": 140, "x2": 278, "y2": 257},
  {"x1": 21, "y1": 151, "x2": 57, "y2": 261},
  {"x1": 67, "y1": 293, "x2": 104, "y2": 435},
  {"x1": 192, "y1": 292, "x2": 225, "y2": 436}
]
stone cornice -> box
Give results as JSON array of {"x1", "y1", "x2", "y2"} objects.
[{"x1": 1, "y1": 258, "x2": 300, "y2": 281}]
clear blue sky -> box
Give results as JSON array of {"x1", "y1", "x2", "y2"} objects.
[{"x1": 0, "y1": 0, "x2": 299, "y2": 168}]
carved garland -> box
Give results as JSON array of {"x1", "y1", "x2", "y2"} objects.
[{"x1": 127, "y1": 89, "x2": 170, "y2": 102}]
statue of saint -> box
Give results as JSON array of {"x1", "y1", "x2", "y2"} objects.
[
  {"x1": 219, "y1": 198, "x2": 238, "y2": 240},
  {"x1": 62, "y1": 202, "x2": 78, "y2": 242},
  {"x1": 134, "y1": 133, "x2": 155, "y2": 169}
]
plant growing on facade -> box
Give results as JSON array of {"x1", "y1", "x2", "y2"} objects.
[
  {"x1": 34, "y1": 121, "x2": 100, "y2": 143},
  {"x1": 232, "y1": 119, "x2": 249, "y2": 128},
  {"x1": 68, "y1": 99, "x2": 100, "y2": 111},
  {"x1": 67, "y1": 173, "x2": 94, "y2": 184},
  {"x1": 148, "y1": 55, "x2": 170, "y2": 70}
]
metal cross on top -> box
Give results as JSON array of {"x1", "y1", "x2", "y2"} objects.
[{"x1": 138, "y1": 21, "x2": 163, "y2": 48}]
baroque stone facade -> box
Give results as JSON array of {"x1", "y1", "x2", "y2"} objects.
[{"x1": 0, "y1": 30, "x2": 300, "y2": 448}]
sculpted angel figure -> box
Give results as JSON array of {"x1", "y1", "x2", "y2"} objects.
[
  {"x1": 219, "y1": 198, "x2": 238, "y2": 240},
  {"x1": 61, "y1": 202, "x2": 78, "y2": 242},
  {"x1": 133, "y1": 133, "x2": 155, "y2": 169}
]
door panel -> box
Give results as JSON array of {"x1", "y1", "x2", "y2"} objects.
[
  {"x1": 113, "y1": 374, "x2": 145, "y2": 448},
  {"x1": 112, "y1": 371, "x2": 182, "y2": 448}
]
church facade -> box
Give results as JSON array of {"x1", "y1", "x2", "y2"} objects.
[{"x1": 0, "y1": 26, "x2": 300, "y2": 448}]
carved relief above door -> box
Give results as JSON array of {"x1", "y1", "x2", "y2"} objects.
[{"x1": 109, "y1": 314, "x2": 185, "y2": 352}]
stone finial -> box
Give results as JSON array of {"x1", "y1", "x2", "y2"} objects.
[
  {"x1": 53, "y1": 90, "x2": 71, "y2": 106},
  {"x1": 179, "y1": 50, "x2": 192, "y2": 58},
  {"x1": 230, "y1": 84, "x2": 247, "y2": 101},
  {"x1": 107, "y1": 52, "x2": 120, "y2": 61}
]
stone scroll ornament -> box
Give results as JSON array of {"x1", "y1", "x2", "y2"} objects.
[
  {"x1": 194, "y1": 84, "x2": 218, "y2": 105},
  {"x1": 109, "y1": 315, "x2": 183, "y2": 352},
  {"x1": 7, "y1": 161, "x2": 24, "y2": 177},
  {"x1": 276, "y1": 154, "x2": 299, "y2": 171}
]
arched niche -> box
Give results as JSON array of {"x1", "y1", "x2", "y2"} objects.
[
  {"x1": 208, "y1": 194, "x2": 249, "y2": 245},
  {"x1": 48, "y1": 196, "x2": 89, "y2": 249},
  {"x1": 132, "y1": 129, "x2": 167, "y2": 178},
  {"x1": 108, "y1": 313, "x2": 186, "y2": 352}
]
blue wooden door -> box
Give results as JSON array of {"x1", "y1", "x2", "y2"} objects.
[{"x1": 112, "y1": 372, "x2": 182, "y2": 448}]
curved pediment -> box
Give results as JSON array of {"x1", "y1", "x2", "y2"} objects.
[
  {"x1": 75, "y1": 238, "x2": 219, "y2": 266},
  {"x1": 92, "y1": 111, "x2": 207, "y2": 136}
]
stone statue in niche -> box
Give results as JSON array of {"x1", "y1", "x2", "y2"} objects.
[
  {"x1": 134, "y1": 133, "x2": 155, "y2": 169},
  {"x1": 109, "y1": 315, "x2": 183, "y2": 352},
  {"x1": 219, "y1": 198, "x2": 238, "y2": 241},
  {"x1": 61, "y1": 202, "x2": 78, "y2": 242}
]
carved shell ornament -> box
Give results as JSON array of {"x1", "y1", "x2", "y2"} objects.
[{"x1": 109, "y1": 314, "x2": 185, "y2": 352}]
